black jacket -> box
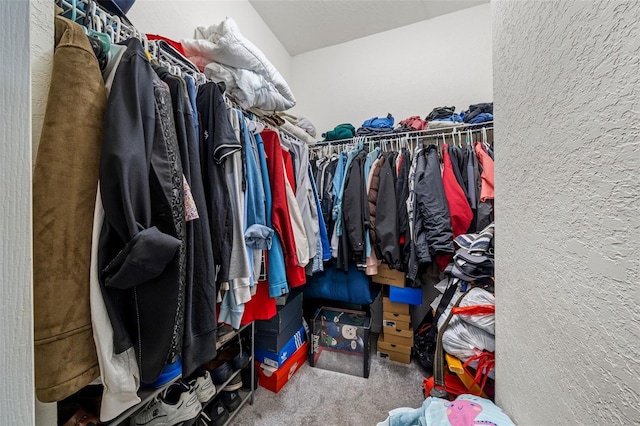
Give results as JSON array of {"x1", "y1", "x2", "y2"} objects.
[
  {"x1": 196, "y1": 82, "x2": 241, "y2": 286},
  {"x1": 339, "y1": 149, "x2": 368, "y2": 270},
  {"x1": 375, "y1": 152, "x2": 402, "y2": 269},
  {"x1": 395, "y1": 148, "x2": 411, "y2": 270},
  {"x1": 409, "y1": 145, "x2": 454, "y2": 278},
  {"x1": 98, "y1": 39, "x2": 185, "y2": 382},
  {"x1": 155, "y1": 66, "x2": 218, "y2": 377}
]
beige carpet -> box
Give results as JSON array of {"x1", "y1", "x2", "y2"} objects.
[{"x1": 230, "y1": 337, "x2": 426, "y2": 426}]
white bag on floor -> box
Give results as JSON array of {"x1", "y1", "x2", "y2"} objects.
[
  {"x1": 442, "y1": 315, "x2": 495, "y2": 361},
  {"x1": 457, "y1": 287, "x2": 495, "y2": 335}
]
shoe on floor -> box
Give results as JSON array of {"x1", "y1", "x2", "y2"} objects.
[
  {"x1": 223, "y1": 374, "x2": 242, "y2": 392},
  {"x1": 130, "y1": 381, "x2": 202, "y2": 426},
  {"x1": 188, "y1": 369, "x2": 216, "y2": 404},
  {"x1": 221, "y1": 390, "x2": 242, "y2": 412},
  {"x1": 198, "y1": 400, "x2": 229, "y2": 426}
]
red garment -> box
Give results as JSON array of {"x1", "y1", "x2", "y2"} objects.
[
  {"x1": 261, "y1": 130, "x2": 306, "y2": 287},
  {"x1": 442, "y1": 144, "x2": 473, "y2": 238},
  {"x1": 146, "y1": 34, "x2": 187, "y2": 56},
  {"x1": 475, "y1": 143, "x2": 494, "y2": 202},
  {"x1": 241, "y1": 280, "x2": 277, "y2": 324},
  {"x1": 399, "y1": 115, "x2": 427, "y2": 130}
]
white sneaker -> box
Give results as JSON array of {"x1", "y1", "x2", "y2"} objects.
[
  {"x1": 189, "y1": 369, "x2": 217, "y2": 404},
  {"x1": 130, "y1": 381, "x2": 202, "y2": 426}
]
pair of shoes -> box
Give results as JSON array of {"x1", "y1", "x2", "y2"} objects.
[
  {"x1": 197, "y1": 391, "x2": 242, "y2": 426},
  {"x1": 187, "y1": 368, "x2": 217, "y2": 404},
  {"x1": 130, "y1": 381, "x2": 201, "y2": 426},
  {"x1": 59, "y1": 404, "x2": 99, "y2": 426}
]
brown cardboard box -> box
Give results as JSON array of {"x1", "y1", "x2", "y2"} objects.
[
  {"x1": 372, "y1": 264, "x2": 406, "y2": 287},
  {"x1": 382, "y1": 326, "x2": 414, "y2": 346},
  {"x1": 382, "y1": 311, "x2": 411, "y2": 330},
  {"x1": 377, "y1": 334, "x2": 411, "y2": 364},
  {"x1": 382, "y1": 296, "x2": 410, "y2": 315}
]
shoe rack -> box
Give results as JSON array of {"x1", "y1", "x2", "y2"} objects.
[
  {"x1": 103, "y1": 322, "x2": 255, "y2": 425},
  {"x1": 206, "y1": 321, "x2": 256, "y2": 426}
]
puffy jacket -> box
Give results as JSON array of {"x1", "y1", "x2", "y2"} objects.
[{"x1": 410, "y1": 145, "x2": 454, "y2": 276}]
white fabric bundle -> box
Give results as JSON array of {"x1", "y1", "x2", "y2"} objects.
[{"x1": 457, "y1": 287, "x2": 495, "y2": 335}]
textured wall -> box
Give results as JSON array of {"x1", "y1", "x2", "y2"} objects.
[
  {"x1": 290, "y1": 3, "x2": 492, "y2": 137},
  {"x1": 0, "y1": 0, "x2": 35, "y2": 423},
  {"x1": 494, "y1": 1, "x2": 640, "y2": 424}
]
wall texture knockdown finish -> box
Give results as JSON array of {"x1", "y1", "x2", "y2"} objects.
[{"x1": 494, "y1": 1, "x2": 640, "y2": 424}]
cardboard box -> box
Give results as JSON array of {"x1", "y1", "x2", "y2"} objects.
[
  {"x1": 382, "y1": 311, "x2": 411, "y2": 330},
  {"x1": 382, "y1": 326, "x2": 414, "y2": 346},
  {"x1": 256, "y1": 291, "x2": 303, "y2": 334},
  {"x1": 389, "y1": 285, "x2": 422, "y2": 305},
  {"x1": 377, "y1": 334, "x2": 411, "y2": 364},
  {"x1": 256, "y1": 342, "x2": 308, "y2": 393},
  {"x1": 382, "y1": 296, "x2": 410, "y2": 315},
  {"x1": 372, "y1": 264, "x2": 406, "y2": 287},
  {"x1": 255, "y1": 315, "x2": 302, "y2": 353},
  {"x1": 255, "y1": 326, "x2": 305, "y2": 369},
  {"x1": 310, "y1": 307, "x2": 371, "y2": 378}
]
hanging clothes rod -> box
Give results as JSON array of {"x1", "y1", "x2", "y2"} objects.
[{"x1": 310, "y1": 121, "x2": 494, "y2": 147}]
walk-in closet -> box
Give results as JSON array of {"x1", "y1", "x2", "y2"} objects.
[{"x1": 1, "y1": 1, "x2": 638, "y2": 425}]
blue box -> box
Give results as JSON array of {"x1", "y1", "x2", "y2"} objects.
[
  {"x1": 389, "y1": 286, "x2": 422, "y2": 305},
  {"x1": 255, "y1": 326, "x2": 305, "y2": 369}
]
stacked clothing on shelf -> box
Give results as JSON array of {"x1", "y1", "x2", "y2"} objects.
[
  {"x1": 394, "y1": 115, "x2": 428, "y2": 132},
  {"x1": 356, "y1": 113, "x2": 395, "y2": 136},
  {"x1": 462, "y1": 102, "x2": 493, "y2": 124},
  {"x1": 322, "y1": 123, "x2": 356, "y2": 141},
  {"x1": 425, "y1": 106, "x2": 463, "y2": 128}
]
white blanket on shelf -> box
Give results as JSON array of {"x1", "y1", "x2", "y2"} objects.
[{"x1": 182, "y1": 17, "x2": 296, "y2": 112}]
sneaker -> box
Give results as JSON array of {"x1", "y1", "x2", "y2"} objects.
[
  {"x1": 130, "y1": 381, "x2": 202, "y2": 426},
  {"x1": 221, "y1": 390, "x2": 242, "y2": 412},
  {"x1": 199, "y1": 401, "x2": 229, "y2": 426},
  {"x1": 188, "y1": 369, "x2": 216, "y2": 404},
  {"x1": 208, "y1": 361, "x2": 233, "y2": 385},
  {"x1": 223, "y1": 374, "x2": 242, "y2": 391}
]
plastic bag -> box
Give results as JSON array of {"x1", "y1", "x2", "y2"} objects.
[
  {"x1": 441, "y1": 316, "x2": 495, "y2": 361},
  {"x1": 455, "y1": 287, "x2": 495, "y2": 335}
]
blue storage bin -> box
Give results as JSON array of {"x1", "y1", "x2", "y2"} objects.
[{"x1": 389, "y1": 286, "x2": 422, "y2": 306}]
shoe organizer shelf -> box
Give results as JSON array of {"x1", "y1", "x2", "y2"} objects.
[{"x1": 104, "y1": 321, "x2": 255, "y2": 426}]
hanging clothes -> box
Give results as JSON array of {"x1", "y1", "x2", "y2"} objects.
[
  {"x1": 442, "y1": 144, "x2": 473, "y2": 238},
  {"x1": 196, "y1": 81, "x2": 239, "y2": 287},
  {"x1": 262, "y1": 129, "x2": 307, "y2": 288},
  {"x1": 33, "y1": 15, "x2": 106, "y2": 402},
  {"x1": 98, "y1": 38, "x2": 186, "y2": 384},
  {"x1": 375, "y1": 152, "x2": 402, "y2": 269},
  {"x1": 154, "y1": 65, "x2": 217, "y2": 378}
]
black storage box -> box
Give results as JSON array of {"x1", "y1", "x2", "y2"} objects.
[
  {"x1": 254, "y1": 314, "x2": 303, "y2": 353},
  {"x1": 256, "y1": 290, "x2": 303, "y2": 334}
]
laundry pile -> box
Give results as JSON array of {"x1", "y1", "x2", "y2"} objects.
[{"x1": 356, "y1": 113, "x2": 395, "y2": 136}]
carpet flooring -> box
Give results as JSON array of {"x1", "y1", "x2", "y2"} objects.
[{"x1": 229, "y1": 335, "x2": 426, "y2": 426}]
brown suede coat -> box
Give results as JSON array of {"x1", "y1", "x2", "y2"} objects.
[{"x1": 33, "y1": 16, "x2": 106, "y2": 402}]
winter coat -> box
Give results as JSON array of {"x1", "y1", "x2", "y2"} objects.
[
  {"x1": 395, "y1": 149, "x2": 411, "y2": 270},
  {"x1": 339, "y1": 149, "x2": 368, "y2": 270},
  {"x1": 367, "y1": 156, "x2": 383, "y2": 258},
  {"x1": 375, "y1": 152, "x2": 402, "y2": 269},
  {"x1": 33, "y1": 15, "x2": 105, "y2": 402},
  {"x1": 442, "y1": 145, "x2": 473, "y2": 238},
  {"x1": 410, "y1": 145, "x2": 454, "y2": 275}
]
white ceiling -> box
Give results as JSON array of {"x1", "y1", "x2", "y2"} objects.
[{"x1": 249, "y1": 0, "x2": 489, "y2": 56}]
